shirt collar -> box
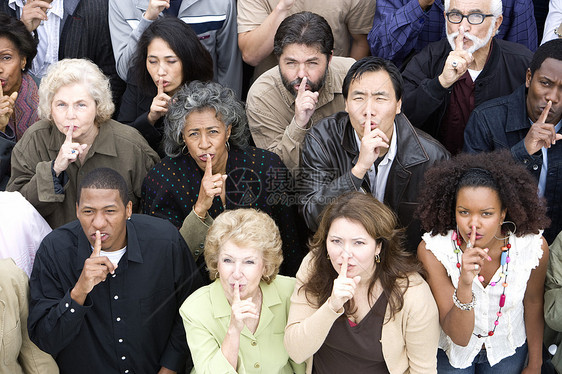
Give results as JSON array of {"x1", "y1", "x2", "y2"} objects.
[{"x1": 8, "y1": 0, "x2": 24, "y2": 11}]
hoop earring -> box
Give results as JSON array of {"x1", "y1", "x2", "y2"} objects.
[
  {"x1": 262, "y1": 275, "x2": 270, "y2": 283},
  {"x1": 182, "y1": 145, "x2": 189, "y2": 155},
  {"x1": 225, "y1": 141, "x2": 230, "y2": 152},
  {"x1": 375, "y1": 254, "x2": 381, "y2": 263},
  {"x1": 494, "y1": 221, "x2": 517, "y2": 241},
  {"x1": 215, "y1": 272, "x2": 219, "y2": 279}
]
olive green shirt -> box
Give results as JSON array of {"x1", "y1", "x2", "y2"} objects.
[{"x1": 7, "y1": 119, "x2": 159, "y2": 228}]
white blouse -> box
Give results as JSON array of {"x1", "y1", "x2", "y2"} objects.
[{"x1": 422, "y1": 230, "x2": 543, "y2": 368}]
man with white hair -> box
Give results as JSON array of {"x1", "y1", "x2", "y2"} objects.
[{"x1": 401, "y1": 0, "x2": 533, "y2": 154}]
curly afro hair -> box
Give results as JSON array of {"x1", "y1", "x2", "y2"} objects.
[{"x1": 416, "y1": 150, "x2": 549, "y2": 237}]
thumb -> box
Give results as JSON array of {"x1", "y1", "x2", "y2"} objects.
[
  {"x1": 9, "y1": 91, "x2": 18, "y2": 101},
  {"x1": 352, "y1": 275, "x2": 361, "y2": 286}
]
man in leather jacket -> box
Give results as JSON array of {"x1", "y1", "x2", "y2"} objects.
[{"x1": 298, "y1": 57, "x2": 449, "y2": 252}]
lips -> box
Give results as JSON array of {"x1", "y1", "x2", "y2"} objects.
[
  {"x1": 198, "y1": 154, "x2": 214, "y2": 162},
  {"x1": 92, "y1": 232, "x2": 109, "y2": 242}
]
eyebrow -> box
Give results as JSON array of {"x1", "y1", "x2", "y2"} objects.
[
  {"x1": 283, "y1": 56, "x2": 320, "y2": 62},
  {"x1": 147, "y1": 54, "x2": 177, "y2": 58},
  {"x1": 185, "y1": 125, "x2": 220, "y2": 132},
  {"x1": 457, "y1": 205, "x2": 496, "y2": 211},
  {"x1": 351, "y1": 89, "x2": 390, "y2": 96}
]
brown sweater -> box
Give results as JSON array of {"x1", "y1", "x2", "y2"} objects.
[{"x1": 284, "y1": 253, "x2": 440, "y2": 374}]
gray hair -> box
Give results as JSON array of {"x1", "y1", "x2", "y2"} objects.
[
  {"x1": 164, "y1": 81, "x2": 250, "y2": 157},
  {"x1": 38, "y1": 58, "x2": 114, "y2": 125},
  {"x1": 444, "y1": 0, "x2": 502, "y2": 16}
]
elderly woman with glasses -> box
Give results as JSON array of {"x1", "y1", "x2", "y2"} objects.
[
  {"x1": 142, "y1": 80, "x2": 305, "y2": 276},
  {"x1": 7, "y1": 58, "x2": 159, "y2": 228}
]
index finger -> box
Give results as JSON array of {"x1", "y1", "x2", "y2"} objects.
[
  {"x1": 298, "y1": 76, "x2": 307, "y2": 96},
  {"x1": 91, "y1": 230, "x2": 101, "y2": 257},
  {"x1": 469, "y1": 225, "x2": 476, "y2": 248},
  {"x1": 340, "y1": 255, "x2": 348, "y2": 278},
  {"x1": 233, "y1": 280, "x2": 240, "y2": 302},
  {"x1": 455, "y1": 27, "x2": 465, "y2": 51},
  {"x1": 65, "y1": 124, "x2": 74, "y2": 143},
  {"x1": 363, "y1": 110, "x2": 372, "y2": 139},
  {"x1": 204, "y1": 154, "x2": 212, "y2": 177},
  {"x1": 539, "y1": 100, "x2": 552, "y2": 124},
  {"x1": 0, "y1": 81, "x2": 3, "y2": 97},
  {"x1": 157, "y1": 77, "x2": 164, "y2": 96}
]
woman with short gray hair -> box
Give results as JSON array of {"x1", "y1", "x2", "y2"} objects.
[{"x1": 142, "y1": 81, "x2": 305, "y2": 276}]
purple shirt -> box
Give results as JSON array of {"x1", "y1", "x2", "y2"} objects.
[{"x1": 368, "y1": 0, "x2": 538, "y2": 67}]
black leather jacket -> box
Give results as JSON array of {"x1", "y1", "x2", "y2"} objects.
[{"x1": 299, "y1": 111, "x2": 450, "y2": 252}]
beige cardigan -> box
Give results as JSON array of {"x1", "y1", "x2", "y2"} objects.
[{"x1": 284, "y1": 253, "x2": 440, "y2": 374}]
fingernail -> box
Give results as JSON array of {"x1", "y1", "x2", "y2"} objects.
[
  {"x1": 484, "y1": 248, "x2": 489, "y2": 253},
  {"x1": 488, "y1": 256, "x2": 492, "y2": 261}
]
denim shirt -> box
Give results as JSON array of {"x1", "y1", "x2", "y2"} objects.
[{"x1": 464, "y1": 84, "x2": 562, "y2": 243}]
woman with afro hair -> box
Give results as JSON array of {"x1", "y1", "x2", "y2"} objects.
[{"x1": 416, "y1": 150, "x2": 550, "y2": 373}]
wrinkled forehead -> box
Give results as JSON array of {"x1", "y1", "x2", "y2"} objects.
[{"x1": 448, "y1": 0, "x2": 491, "y2": 13}]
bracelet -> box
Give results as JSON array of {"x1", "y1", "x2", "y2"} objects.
[
  {"x1": 192, "y1": 207, "x2": 208, "y2": 222},
  {"x1": 452, "y1": 288, "x2": 476, "y2": 311}
]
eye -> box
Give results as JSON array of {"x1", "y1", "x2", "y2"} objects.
[
  {"x1": 222, "y1": 258, "x2": 232, "y2": 263},
  {"x1": 330, "y1": 239, "x2": 342, "y2": 245},
  {"x1": 105, "y1": 209, "x2": 116, "y2": 213},
  {"x1": 482, "y1": 212, "x2": 493, "y2": 216},
  {"x1": 458, "y1": 210, "x2": 469, "y2": 215},
  {"x1": 376, "y1": 97, "x2": 388, "y2": 102},
  {"x1": 353, "y1": 97, "x2": 364, "y2": 101},
  {"x1": 540, "y1": 80, "x2": 551, "y2": 87},
  {"x1": 187, "y1": 131, "x2": 198, "y2": 137},
  {"x1": 209, "y1": 129, "x2": 219, "y2": 134},
  {"x1": 147, "y1": 59, "x2": 157, "y2": 65},
  {"x1": 245, "y1": 260, "x2": 255, "y2": 265},
  {"x1": 57, "y1": 102, "x2": 67, "y2": 107},
  {"x1": 308, "y1": 61, "x2": 318, "y2": 66},
  {"x1": 2, "y1": 55, "x2": 12, "y2": 61}
]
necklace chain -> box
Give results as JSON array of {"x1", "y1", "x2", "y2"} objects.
[{"x1": 452, "y1": 233, "x2": 511, "y2": 338}]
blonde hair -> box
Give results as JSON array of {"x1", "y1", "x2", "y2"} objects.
[
  {"x1": 38, "y1": 58, "x2": 114, "y2": 125},
  {"x1": 204, "y1": 209, "x2": 283, "y2": 284}
]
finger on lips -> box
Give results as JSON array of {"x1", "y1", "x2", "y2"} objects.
[
  {"x1": 539, "y1": 100, "x2": 552, "y2": 124},
  {"x1": 340, "y1": 255, "x2": 348, "y2": 278}
]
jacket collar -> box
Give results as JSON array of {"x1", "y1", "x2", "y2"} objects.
[
  {"x1": 48, "y1": 120, "x2": 119, "y2": 160},
  {"x1": 505, "y1": 85, "x2": 532, "y2": 132},
  {"x1": 341, "y1": 113, "x2": 430, "y2": 168},
  {"x1": 209, "y1": 279, "x2": 282, "y2": 337}
]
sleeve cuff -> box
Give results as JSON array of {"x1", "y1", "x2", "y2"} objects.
[
  {"x1": 59, "y1": 289, "x2": 92, "y2": 320},
  {"x1": 179, "y1": 211, "x2": 214, "y2": 260}
]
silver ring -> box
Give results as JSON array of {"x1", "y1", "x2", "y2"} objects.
[
  {"x1": 474, "y1": 264, "x2": 479, "y2": 270},
  {"x1": 452, "y1": 61, "x2": 458, "y2": 68},
  {"x1": 466, "y1": 241, "x2": 473, "y2": 249},
  {"x1": 213, "y1": 182, "x2": 217, "y2": 188}
]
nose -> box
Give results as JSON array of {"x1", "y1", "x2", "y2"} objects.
[
  {"x1": 198, "y1": 133, "x2": 210, "y2": 150},
  {"x1": 545, "y1": 87, "x2": 560, "y2": 105},
  {"x1": 297, "y1": 63, "x2": 307, "y2": 79},
  {"x1": 66, "y1": 105, "x2": 76, "y2": 119},
  {"x1": 158, "y1": 64, "x2": 166, "y2": 76},
  {"x1": 92, "y1": 211, "x2": 106, "y2": 230},
  {"x1": 232, "y1": 262, "x2": 243, "y2": 279},
  {"x1": 341, "y1": 244, "x2": 352, "y2": 260}
]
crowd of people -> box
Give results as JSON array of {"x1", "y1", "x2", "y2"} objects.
[{"x1": 0, "y1": 0, "x2": 561, "y2": 373}]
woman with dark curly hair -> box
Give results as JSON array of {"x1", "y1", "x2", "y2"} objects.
[
  {"x1": 417, "y1": 150, "x2": 550, "y2": 373},
  {"x1": 285, "y1": 192, "x2": 440, "y2": 373}
]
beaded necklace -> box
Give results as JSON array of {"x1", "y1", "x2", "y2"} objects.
[{"x1": 451, "y1": 230, "x2": 511, "y2": 338}]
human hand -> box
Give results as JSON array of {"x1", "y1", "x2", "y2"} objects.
[
  {"x1": 144, "y1": 0, "x2": 170, "y2": 20},
  {"x1": 329, "y1": 256, "x2": 361, "y2": 312},
  {"x1": 439, "y1": 27, "x2": 474, "y2": 89},
  {"x1": 352, "y1": 111, "x2": 390, "y2": 178},
  {"x1": 53, "y1": 124, "x2": 88, "y2": 176},
  {"x1": 524, "y1": 101, "x2": 562, "y2": 155},
  {"x1": 147, "y1": 78, "x2": 171, "y2": 125},
  {"x1": 294, "y1": 77, "x2": 319, "y2": 129},
  {"x1": 229, "y1": 280, "x2": 260, "y2": 333},
  {"x1": 459, "y1": 226, "x2": 491, "y2": 287},
  {"x1": 71, "y1": 230, "x2": 116, "y2": 305},
  {"x1": 157, "y1": 367, "x2": 176, "y2": 374},
  {"x1": 0, "y1": 84, "x2": 18, "y2": 132},
  {"x1": 276, "y1": 0, "x2": 296, "y2": 12},
  {"x1": 20, "y1": 0, "x2": 52, "y2": 32},
  {"x1": 193, "y1": 154, "x2": 227, "y2": 218}
]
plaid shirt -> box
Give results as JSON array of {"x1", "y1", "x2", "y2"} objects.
[{"x1": 368, "y1": 0, "x2": 538, "y2": 68}]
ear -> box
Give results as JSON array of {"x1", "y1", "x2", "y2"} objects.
[
  {"x1": 395, "y1": 98, "x2": 402, "y2": 115},
  {"x1": 328, "y1": 53, "x2": 333, "y2": 65},
  {"x1": 226, "y1": 125, "x2": 232, "y2": 140},
  {"x1": 500, "y1": 208, "x2": 507, "y2": 223},
  {"x1": 493, "y1": 15, "x2": 503, "y2": 35},
  {"x1": 525, "y1": 68, "x2": 532, "y2": 88},
  {"x1": 75, "y1": 202, "x2": 80, "y2": 217},
  {"x1": 126, "y1": 201, "x2": 133, "y2": 219},
  {"x1": 20, "y1": 57, "x2": 26, "y2": 71}
]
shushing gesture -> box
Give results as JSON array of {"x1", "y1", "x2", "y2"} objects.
[
  {"x1": 352, "y1": 111, "x2": 390, "y2": 179},
  {"x1": 70, "y1": 230, "x2": 116, "y2": 305},
  {"x1": 459, "y1": 226, "x2": 491, "y2": 287},
  {"x1": 294, "y1": 77, "x2": 320, "y2": 129},
  {"x1": 229, "y1": 280, "x2": 260, "y2": 333},
  {"x1": 53, "y1": 124, "x2": 88, "y2": 177},
  {"x1": 193, "y1": 154, "x2": 227, "y2": 218},
  {"x1": 439, "y1": 27, "x2": 474, "y2": 89},
  {"x1": 329, "y1": 255, "x2": 361, "y2": 312},
  {"x1": 148, "y1": 77, "x2": 171, "y2": 125},
  {"x1": 0, "y1": 83, "x2": 18, "y2": 132},
  {"x1": 524, "y1": 100, "x2": 562, "y2": 155}
]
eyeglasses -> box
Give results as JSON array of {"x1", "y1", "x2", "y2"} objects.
[{"x1": 446, "y1": 12, "x2": 494, "y2": 25}]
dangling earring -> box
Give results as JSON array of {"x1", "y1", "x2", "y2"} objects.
[
  {"x1": 225, "y1": 140, "x2": 230, "y2": 152},
  {"x1": 375, "y1": 254, "x2": 381, "y2": 263},
  {"x1": 452, "y1": 226, "x2": 462, "y2": 246},
  {"x1": 327, "y1": 253, "x2": 330, "y2": 260},
  {"x1": 182, "y1": 144, "x2": 189, "y2": 155},
  {"x1": 494, "y1": 221, "x2": 517, "y2": 240},
  {"x1": 215, "y1": 272, "x2": 219, "y2": 279}
]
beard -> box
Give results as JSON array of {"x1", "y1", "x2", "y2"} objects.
[
  {"x1": 280, "y1": 67, "x2": 328, "y2": 97},
  {"x1": 447, "y1": 20, "x2": 496, "y2": 54}
]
